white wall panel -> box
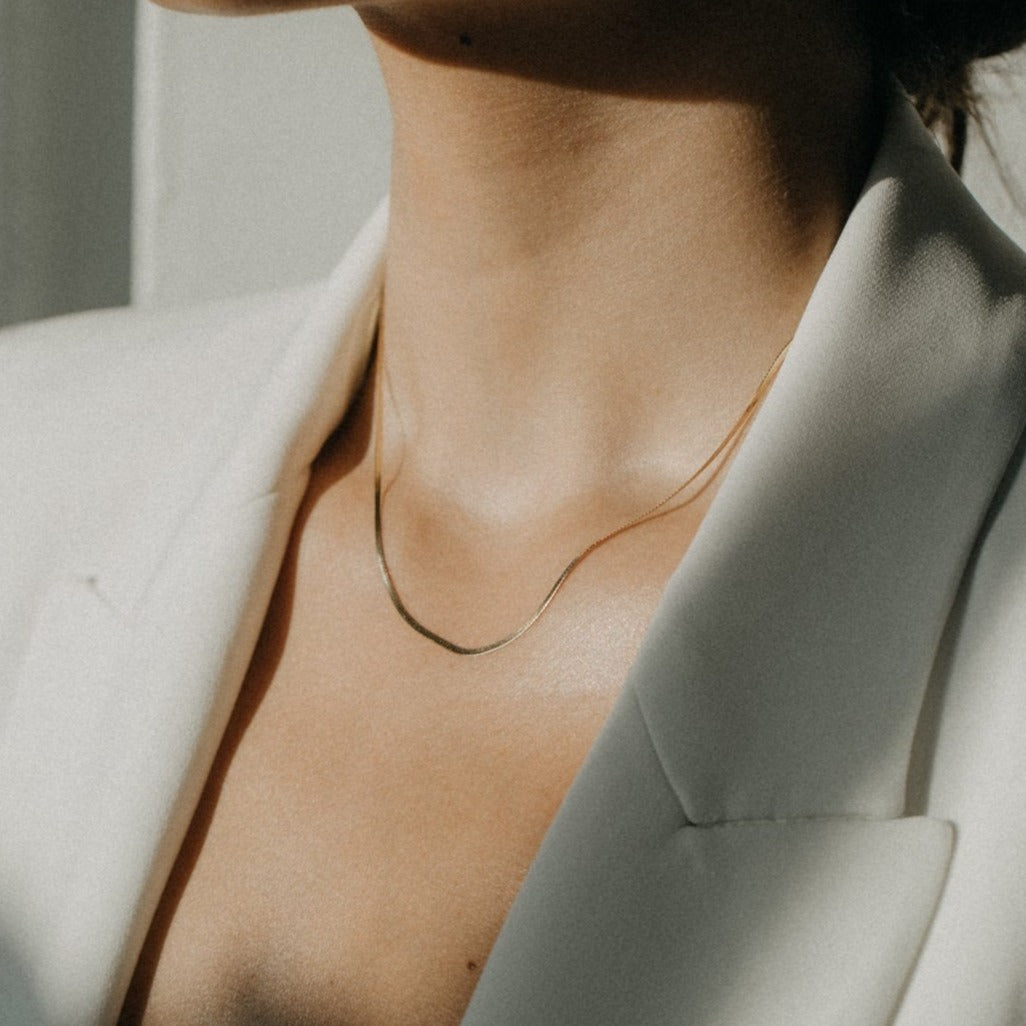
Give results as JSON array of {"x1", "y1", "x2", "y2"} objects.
[{"x1": 132, "y1": 2, "x2": 391, "y2": 309}]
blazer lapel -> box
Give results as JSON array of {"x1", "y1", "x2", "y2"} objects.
[
  {"x1": 462, "y1": 692, "x2": 955, "y2": 1026},
  {"x1": 462, "y1": 97, "x2": 1026, "y2": 1025},
  {"x1": 0, "y1": 206, "x2": 387, "y2": 1025},
  {"x1": 635, "y1": 97, "x2": 1026, "y2": 826}
]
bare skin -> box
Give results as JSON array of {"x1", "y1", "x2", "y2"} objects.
[
  {"x1": 119, "y1": 366, "x2": 726, "y2": 1026},
  {"x1": 124, "y1": 1, "x2": 882, "y2": 1022}
]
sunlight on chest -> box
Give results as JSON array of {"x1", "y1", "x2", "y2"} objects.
[{"x1": 125, "y1": 614, "x2": 628, "y2": 1026}]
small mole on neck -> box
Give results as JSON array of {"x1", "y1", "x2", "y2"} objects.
[
  {"x1": 459, "y1": 33, "x2": 473, "y2": 46},
  {"x1": 466, "y1": 960, "x2": 478, "y2": 972}
]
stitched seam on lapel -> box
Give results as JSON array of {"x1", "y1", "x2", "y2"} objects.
[
  {"x1": 885, "y1": 821, "x2": 959, "y2": 1026},
  {"x1": 631, "y1": 683, "x2": 957, "y2": 833},
  {"x1": 679, "y1": 813, "x2": 954, "y2": 830},
  {"x1": 629, "y1": 687, "x2": 696, "y2": 827}
]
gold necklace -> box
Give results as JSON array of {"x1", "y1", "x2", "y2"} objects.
[{"x1": 373, "y1": 336, "x2": 790, "y2": 656}]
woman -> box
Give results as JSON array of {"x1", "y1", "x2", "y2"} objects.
[{"x1": 2, "y1": 0, "x2": 1026, "y2": 1023}]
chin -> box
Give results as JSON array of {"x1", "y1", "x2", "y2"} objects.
[{"x1": 148, "y1": 0, "x2": 344, "y2": 13}]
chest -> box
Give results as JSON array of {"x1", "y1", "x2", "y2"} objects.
[
  {"x1": 121, "y1": 650, "x2": 616, "y2": 1026},
  {"x1": 118, "y1": 454, "x2": 700, "y2": 1026}
]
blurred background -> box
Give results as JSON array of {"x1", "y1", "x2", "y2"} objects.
[
  {"x1": 1, "y1": 1, "x2": 390, "y2": 328},
  {"x1": 0, "y1": 1, "x2": 1023, "y2": 329}
]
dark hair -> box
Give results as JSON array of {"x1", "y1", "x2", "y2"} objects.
[{"x1": 866, "y1": 2, "x2": 1026, "y2": 168}]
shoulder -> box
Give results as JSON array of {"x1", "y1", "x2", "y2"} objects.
[
  {"x1": 0, "y1": 282, "x2": 327, "y2": 598},
  {"x1": 0, "y1": 281, "x2": 323, "y2": 422},
  {"x1": 0, "y1": 199, "x2": 385, "y2": 610},
  {"x1": 0, "y1": 196, "x2": 388, "y2": 483},
  {"x1": 0, "y1": 280, "x2": 324, "y2": 458}
]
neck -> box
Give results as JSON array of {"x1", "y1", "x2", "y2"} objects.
[{"x1": 356, "y1": 0, "x2": 881, "y2": 519}]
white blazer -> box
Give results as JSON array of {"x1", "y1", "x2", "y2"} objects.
[{"x1": 2, "y1": 95, "x2": 1026, "y2": 1026}]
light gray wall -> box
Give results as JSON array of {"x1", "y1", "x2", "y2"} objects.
[
  {"x1": 0, "y1": 1, "x2": 135, "y2": 328},
  {"x1": 132, "y1": 3, "x2": 391, "y2": 310},
  {"x1": 964, "y1": 54, "x2": 1026, "y2": 253}
]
